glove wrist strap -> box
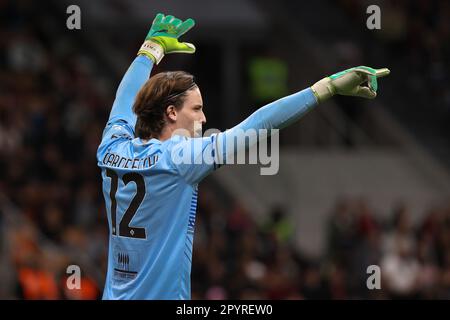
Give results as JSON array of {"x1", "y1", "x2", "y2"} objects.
[
  {"x1": 311, "y1": 77, "x2": 334, "y2": 103},
  {"x1": 138, "y1": 40, "x2": 164, "y2": 64}
]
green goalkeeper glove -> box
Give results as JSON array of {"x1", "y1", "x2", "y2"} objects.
[
  {"x1": 138, "y1": 13, "x2": 196, "y2": 64},
  {"x1": 311, "y1": 66, "x2": 390, "y2": 103}
]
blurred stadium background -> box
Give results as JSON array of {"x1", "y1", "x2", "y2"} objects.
[{"x1": 1, "y1": 0, "x2": 450, "y2": 299}]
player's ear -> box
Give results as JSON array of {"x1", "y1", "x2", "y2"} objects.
[{"x1": 166, "y1": 105, "x2": 177, "y2": 122}]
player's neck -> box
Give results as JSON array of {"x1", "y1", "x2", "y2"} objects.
[
  {"x1": 155, "y1": 125, "x2": 175, "y2": 142},
  {"x1": 156, "y1": 126, "x2": 173, "y2": 141},
  {"x1": 149, "y1": 125, "x2": 192, "y2": 142},
  {"x1": 140, "y1": 131, "x2": 170, "y2": 143}
]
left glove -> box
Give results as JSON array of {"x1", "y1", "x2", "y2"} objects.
[
  {"x1": 311, "y1": 66, "x2": 390, "y2": 103},
  {"x1": 138, "y1": 13, "x2": 196, "y2": 64}
]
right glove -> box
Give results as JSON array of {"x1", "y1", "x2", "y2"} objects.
[
  {"x1": 311, "y1": 66, "x2": 390, "y2": 103},
  {"x1": 138, "y1": 13, "x2": 196, "y2": 64}
]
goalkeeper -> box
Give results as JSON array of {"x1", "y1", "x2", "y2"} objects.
[{"x1": 97, "y1": 13, "x2": 390, "y2": 300}]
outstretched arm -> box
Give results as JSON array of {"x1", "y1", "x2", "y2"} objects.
[
  {"x1": 217, "y1": 66, "x2": 391, "y2": 159},
  {"x1": 173, "y1": 66, "x2": 390, "y2": 184}
]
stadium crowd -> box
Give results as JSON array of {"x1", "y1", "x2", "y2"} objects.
[{"x1": 0, "y1": 0, "x2": 449, "y2": 299}]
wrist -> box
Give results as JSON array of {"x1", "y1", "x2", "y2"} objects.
[
  {"x1": 137, "y1": 40, "x2": 164, "y2": 64},
  {"x1": 310, "y1": 77, "x2": 334, "y2": 103}
]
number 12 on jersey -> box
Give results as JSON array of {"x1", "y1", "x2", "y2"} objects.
[{"x1": 106, "y1": 169, "x2": 147, "y2": 239}]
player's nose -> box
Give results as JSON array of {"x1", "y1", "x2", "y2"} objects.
[{"x1": 200, "y1": 111, "x2": 206, "y2": 124}]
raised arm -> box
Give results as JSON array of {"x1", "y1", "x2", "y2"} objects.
[
  {"x1": 103, "y1": 13, "x2": 196, "y2": 136},
  {"x1": 107, "y1": 55, "x2": 154, "y2": 128}
]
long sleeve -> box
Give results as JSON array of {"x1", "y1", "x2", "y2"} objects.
[
  {"x1": 227, "y1": 88, "x2": 317, "y2": 132},
  {"x1": 107, "y1": 55, "x2": 154, "y2": 129}
]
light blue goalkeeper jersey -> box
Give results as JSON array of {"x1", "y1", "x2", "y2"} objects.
[{"x1": 97, "y1": 55, "x2": 317, "y2": 300}]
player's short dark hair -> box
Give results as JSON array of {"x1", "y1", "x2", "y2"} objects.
[{"x1": 133, "y1": 71, "x2": 197, "y2": 139}]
